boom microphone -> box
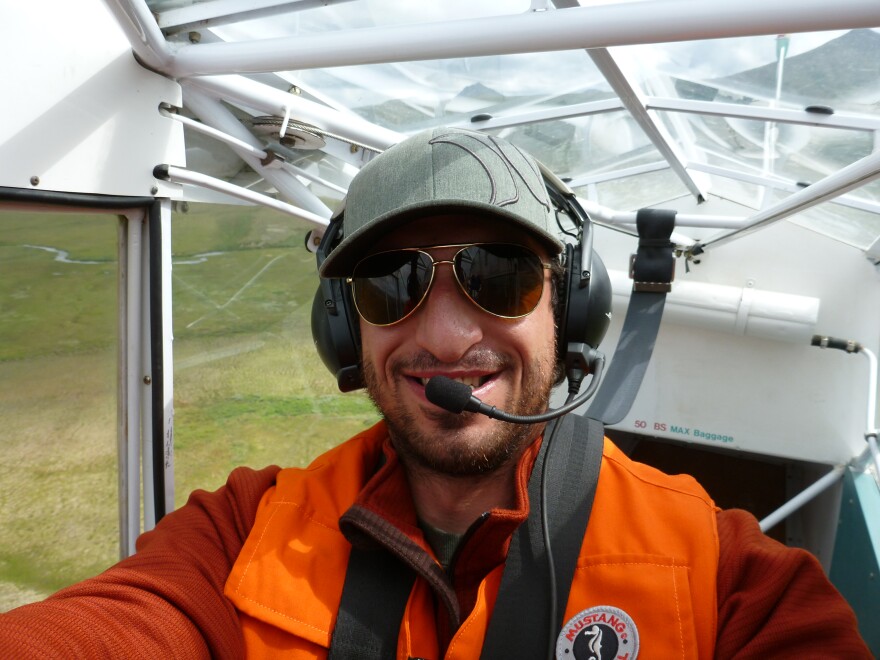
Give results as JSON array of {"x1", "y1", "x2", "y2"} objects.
[
  {"x1": 425, "y1": 356, "x2": 605, "y2": 424},
  {"x1": 425, "y1": 376, "x2": 475, "y2": 414}
]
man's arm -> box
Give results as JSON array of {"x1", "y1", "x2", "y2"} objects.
[
  {"x1": 0, "y1": 465, "x2": 280, "y2": 659},
  {"x1": 715, "y1": 508, "x2": 871, "y2": 658}
]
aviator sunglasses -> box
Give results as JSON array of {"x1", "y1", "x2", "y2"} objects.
[{"x1": 348, "y1": 243, "x2": 552, "y2": 327}]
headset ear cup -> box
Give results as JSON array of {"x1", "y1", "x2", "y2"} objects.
[
  {"x1": 310, "y1": 277, "x2": 364, "y2": 392},
  {"x1": 558, "y1": 243, "x2": 612, "y2": 364},
  {"x1": 583, "y1": 249, "x2": 612, "y2": 349}
]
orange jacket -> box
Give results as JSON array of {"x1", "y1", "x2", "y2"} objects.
[
  {"x1": 225, "y1": 421, "x2": 719, "y2": 659},
  {"x1": 1, "y1": 424, "x2": 869, "y2": 658}
]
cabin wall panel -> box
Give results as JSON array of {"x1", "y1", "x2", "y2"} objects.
[
  {"x1": 578, "y1": 220, "x2": 880, "y2": 465},
  {"x1": 0, "y1": 1, "x2": 184, "y2": 198}
]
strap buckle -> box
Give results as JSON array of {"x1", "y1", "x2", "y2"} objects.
[
  {"x1": 630, "y1": 253, "x2": 674, "y2": 292},
  {"x1": 629, "y1": 208, "x2": 676, "y2": 293}
]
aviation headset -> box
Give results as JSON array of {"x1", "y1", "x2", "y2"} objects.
[{"x1": 310, "y1": 171, "x2": 612, "y2": 394}]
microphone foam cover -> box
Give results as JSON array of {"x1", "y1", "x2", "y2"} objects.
[{"x1": 425, "y1": 376, "x2": 472, "y2": 414}]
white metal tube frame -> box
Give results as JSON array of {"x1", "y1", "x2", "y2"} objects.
[
  {"x1": 156, "y1": 164, "x2": 330, "y2": 230},
  {"x1": 185, "y1": 75, "x2": 400, "y2": 154},
  {"x1": 108, "y1": 0, "x2": 880, "y2": 81},
  {"x1": 759, "y1": 465, "x2": 847, "y2": 533},
  {"x1": 165, "y1": 0, "x2": 880, "y2": 77},
  {"x1": 117, "y1": 203, "x2": 176, "y2": 557},
  {"x1": 697, "y1": 148, "x2": 880, "y2": 253},
  {"x1": 182, "y1": 86, "x2": 333, "y2": 219},
  {"x1": 159, "y1": 105, "x2": 349, "y2": 196},
  {"x1": 762, "y1": 338, "x2": 880, "y2": 533},
  {"x1": 102, "y1": 0, "x2": 880, "y2": 255},
  {"x1": 159, "y1": 106, "x2": 269, "y2": 161},
  {"x1": 860, "y1": 348, "x2": 880, "y2": 482},
  {"x1": 122, "y1": 211, "x2": 144, "y2": 556}
]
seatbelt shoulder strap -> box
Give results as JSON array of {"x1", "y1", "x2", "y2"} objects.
[
  {"x1": 481, "y1": 413, "x2": 605, "y2": 658},
  {"x1": 328, "y1": 544, "x2": 414, "y2": 660},
  {"x1": 587, "y1": 208, "x2": 676, "y2": 425}
]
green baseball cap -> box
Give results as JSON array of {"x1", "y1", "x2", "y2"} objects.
[{"x1": 318, "y1": 127, "x2": 564, "y2": 278}]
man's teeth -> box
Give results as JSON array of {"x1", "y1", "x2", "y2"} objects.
[{"x1": 420, "y1": 376, "x2": 484, "y2": 388}]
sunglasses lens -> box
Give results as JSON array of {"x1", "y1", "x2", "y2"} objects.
[
  {"x1": 351, "y1": 251, "x2": 433, "y2": 325},
  {"x1": 455, "y1": 245, "x2": 545, "y2": 317},
  {"x1": 351, "y1": 244, "x2": 546, "y2": 326}
]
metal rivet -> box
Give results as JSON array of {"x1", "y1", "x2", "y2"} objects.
[
  {"x1": 150, "y1": 185, "x2": 159, "y2": 195},
  {"x1": 143, "y1": 375, "x2": 152, "y2": 384},
  {"x1": 30, "y1": 176, "x2": 39, "y2": 186},
  {"x1": 350, "y1": 144, "x2": 359, "y2": 153}
]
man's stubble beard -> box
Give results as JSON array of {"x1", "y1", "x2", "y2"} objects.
[{"x1": 362, "y1": 347, "x2": 557, "y2": 477}]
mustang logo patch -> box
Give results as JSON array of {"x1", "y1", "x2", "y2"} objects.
[{"x1": 556, "y1": 605, "x2": 639, "y2": 660}]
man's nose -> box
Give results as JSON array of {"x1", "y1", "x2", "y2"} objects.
[{"x1": 413, "y1": 265, "x2": 484, "y2": 362}]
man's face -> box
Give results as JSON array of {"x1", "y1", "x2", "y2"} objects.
[{"x1": 359, "y1": 214, "x2": 558, "y2": 476}]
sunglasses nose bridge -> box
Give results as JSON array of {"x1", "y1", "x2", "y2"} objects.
[
  {"x1": 432, "y1": 255, "x2": 478, "y2": 297},
  {"x1": 424, "y1": 257, "x2": 462, "y2": 299}
]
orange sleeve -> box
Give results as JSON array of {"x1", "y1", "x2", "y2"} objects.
[
  {"x1": 0, "y1": 465, "x2": 280, "y2": 659},
  {"x1": 715, "y1": 508, "x2": 871, "y2": 658}
]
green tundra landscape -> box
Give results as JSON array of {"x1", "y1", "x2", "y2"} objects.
[{"x1": 0, "y1": 203, "x2": 379, "y2": 610}]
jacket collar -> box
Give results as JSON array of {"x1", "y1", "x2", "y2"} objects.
[{"x1": 339, "y1": 430, "x2": 541, "y2": 633}]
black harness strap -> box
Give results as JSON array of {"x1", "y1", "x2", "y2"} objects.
[
  {"x1": 587, "y1": 208, "x2": 676, "y2": 425},
  {"x1": 328, "y1": 545, "x2": 415, "y2": 660},
  {"x1": 481, "y1": 414, "x2": 604, "y2": 659}
]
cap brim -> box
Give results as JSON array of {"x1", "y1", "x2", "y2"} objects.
[{"x1": 318, "y1": 202, "x2": 563, "y2": 278}]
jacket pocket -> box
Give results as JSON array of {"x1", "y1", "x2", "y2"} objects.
[{"x1": 560, "y1": 553, "x2": 703, "y2": 660}]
